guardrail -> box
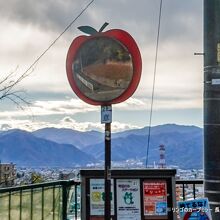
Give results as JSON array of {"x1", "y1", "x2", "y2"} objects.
[
  {"x1": 0, "y1": 179, "x2": 204, "y2": 220},
  {"x1": 176, "y1": 179, "x2": 204, "y2": 201},
  {"x1": 0, "y1": 180, "x2": 80, "y2": 220}
]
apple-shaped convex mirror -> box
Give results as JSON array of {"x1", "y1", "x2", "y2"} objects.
[{"x1": 66, "y1": 25, "x2": 142, "y2": 105}]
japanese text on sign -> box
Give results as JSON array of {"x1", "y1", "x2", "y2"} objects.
[
  {"x1": 90, "y1": 179, "x2": 114, "y2": 215},
  {"x1": 117, "y1": 179, "x2": 141, "y2": 220},
  {"x1": 177, "y1": 198, "x2": 212, "y2": 220},
  {"x1": 143, "y1": 181, "x2": 167, "y2": 216}
]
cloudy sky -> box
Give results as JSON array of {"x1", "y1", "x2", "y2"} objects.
[{"x1": 0, "y1": 0, "x2": 203, "y2": 132}]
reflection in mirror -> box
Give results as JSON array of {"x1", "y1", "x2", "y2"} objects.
[{"x1": 72, "y1": 37, "x2": 133, "y2": 102}]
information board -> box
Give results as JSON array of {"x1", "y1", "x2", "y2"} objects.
[
  {"x1": 101, "y1": 105, "x2": 112, "y2": 123},
  {"x1": 116, "y1": 179, "x2": 141, "y2": 220},
  {"x1": 143, "y1": 180, "x2": 167, "y2": 216},
  {"x1": 178, "y1": 198, "x2": 212, "y2": 220},
  {"x1": 90, "y1": 179, "x2": 114, "y2": 215}
]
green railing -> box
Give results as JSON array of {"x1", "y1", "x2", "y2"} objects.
[
  {"x1": 0, "y1": 179, "x2": 204, "y2": 220},
  {"x1": 0, "y1": 180, "x2": 80, "y2": 220},
  {"x1": 176, "y1": 179, "x2": 204, "y2": 201}
]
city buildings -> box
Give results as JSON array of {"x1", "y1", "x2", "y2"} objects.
[{"x1": 0, "y1": 162, "x2": 16, "y2": 187}]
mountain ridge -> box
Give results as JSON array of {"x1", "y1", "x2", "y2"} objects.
[
  {"x1": 0, "y1": 124, "x2": 203, "y2": 168},
  {"x1": 0, "y1": 129, "x2": 95, "y2": 166}
]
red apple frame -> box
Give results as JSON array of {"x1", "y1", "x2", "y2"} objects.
[{"x1": 66, "y1": 29, "x2": 142, "y2": 105}]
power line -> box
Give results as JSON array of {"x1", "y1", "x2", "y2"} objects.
[
  {"x1": 146, "y1": 0, "x2": 163, "y2": 167},
  {"x1": 15, "y1": 0, "x2": 95, "y2": 85}
]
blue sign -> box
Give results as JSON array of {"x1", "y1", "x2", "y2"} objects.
[
  {"x1": 177, "y1": 198, "x2": 212, "y2": 220},
  {"x1": 101, "y1": 105, "x2": 112, "y2": 123}
]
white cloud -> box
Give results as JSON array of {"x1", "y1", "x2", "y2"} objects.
[
  {"x1": 0, "y1": 99, "x2": 97, "y2": 118},
  {"x1": 115, "y1": 98, "x2": 148, "y2": 110},
  {"x1": 30, "y1": 99, "x2": 98, "y2": 115},
  {"x1": 60, "y1": 117, "x2": 140, "y2": 132},
  {"x1": 116, "y1": 95, "x2": 202, "y2": 111},
  {"x1": 0, "y1": 116, "x2": 140, "y2": 132},
  {"x1": 0, "y1": 1, "x2": 204, "y2": 129},
  {"x1": 0, "y1": 0, "x2": 203, "y2": 95},
  {"x1": 153, "y1": 98, "x2": 202, "y2": 111},
  {"x1": 0, "y1": 95, "x2": 202, "y2": 120}
]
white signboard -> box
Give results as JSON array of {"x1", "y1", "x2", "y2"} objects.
[
  {"x1": 90, "y1": 179, "x2": 114, "y2": 215},
  {"x1": 116, "y1": 179, "x2": 141, "y2": 220},
  {"x1": 212, "y1": 79, "x2": 220, "y2": 85},
  {"x1": 178, "y1": 198, "x2": 212, "y2": 220},
  {"x1": 101, "y1": 105, "x2": 112, "y2": 123}
]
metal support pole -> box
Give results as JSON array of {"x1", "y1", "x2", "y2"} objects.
[
  {"x1": 75, "y1": 185, "x2": 78, "y2": 220},
  {"x1": 62, "y1": 182, "x2": 68, "y2": 220},
  {"x1": 9, "y1": 191, "x2": 11, "y2": 220},
  {"x1": 104, "y1": 122, "x2": 111, "y2": 220},
  {"x1": 204, "y1": 1, "x2": 220, "y2": 219},
  {"x1": 101, "y1": 105, "x2": 112, "y2": 220}
]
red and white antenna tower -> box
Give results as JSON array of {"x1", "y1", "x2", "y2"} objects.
[{"x1": 159, "y1": 144, "x2": 166, "y2": 168}]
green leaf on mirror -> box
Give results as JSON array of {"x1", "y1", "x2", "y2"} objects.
[{"x1": 78, "y1": 26, "x2": 98, "y2": 35}]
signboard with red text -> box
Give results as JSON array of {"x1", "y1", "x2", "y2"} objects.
[{"x1": 143, "y1": 180, "x2": 167, "y2": 216}]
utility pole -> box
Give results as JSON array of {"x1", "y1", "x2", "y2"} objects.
[
  {"x1": 204, "y1": 0, "x2": 220, "y2": 219},
  {"x1": 104, "y1": 122, "x2": 111, "y2": 220},
  {"x1": 101, "y1": 105, "x2": 112, "y2": 220}
]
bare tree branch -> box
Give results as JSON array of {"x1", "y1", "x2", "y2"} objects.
[
  {"x1": 0, "y1": 68, "x2": 33, "y2": 109},
  {"x1": 4, "y1": 95, "x2": 25, "y2": 110},
  {"x1": 0, "y1": 67, "x2": 18, "y2": 85}
]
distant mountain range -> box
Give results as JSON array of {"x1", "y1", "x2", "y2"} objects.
[
  {"x1": 33, "y1": 127, "x2": 102, "y2": 149},
  {"x1": 0, "y1": 124, "x2": 203, "y2": 169},
  {"x1": 84, "y1": 124, "x2": 203, "y2": 169},
  {"x1": 0, "y1": 129, "x2": 94, "y2": 167}
]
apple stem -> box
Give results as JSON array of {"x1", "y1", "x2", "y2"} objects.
[{"x1": 99, "y1": 22, "x2": 109, "y2": 32}]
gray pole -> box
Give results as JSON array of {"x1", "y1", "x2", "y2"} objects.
[
  {"x1": 101, "y1": 105, "x2": 112, "y2": 220},
  {"x1": 104, "y1": 122, "x2": 111, "y2": 220},
  {"x1": 204, "y1": 0, "x2": 220, "y2": 218}
]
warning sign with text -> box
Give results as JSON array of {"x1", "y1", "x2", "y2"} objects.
[{"x1": 143, "y1": 180, "x2": 167, "y2": 216}]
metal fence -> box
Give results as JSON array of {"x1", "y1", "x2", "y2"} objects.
[
  {"x1": 0, "y1": 179, "x2": 204, "y2": 220},
  {"x1": 176, "y1": 179, "x2": 204, "y2": 201},
  {"x1": 0, "y1": 180, "x2": 80, "y2": 220}
]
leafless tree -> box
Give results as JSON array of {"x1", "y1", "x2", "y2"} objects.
[{"x1": 0, "y1": 67, "x2": 32, "y2": 109}]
